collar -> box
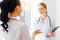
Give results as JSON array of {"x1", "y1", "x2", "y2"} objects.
[
  {"x1": 39, "y1": 16, "x2": 48, "y2": 23},
  {"x1": 9, "y1": 16, "x2": 20, "y2": 21}
]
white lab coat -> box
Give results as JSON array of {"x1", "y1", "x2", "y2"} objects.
[
  {"x1": 33, "y1": 16, "x2": 55, "y2": 40},
  {"x1": 3, "y1": 17, "x2": 30, "y2": 40}
]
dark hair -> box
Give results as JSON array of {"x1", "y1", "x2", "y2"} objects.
[{"x1": 0, "y1": 0, "x2": 20, "y2": 32}]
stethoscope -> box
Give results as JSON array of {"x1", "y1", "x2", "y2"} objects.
[
  {"x1": 37, "y1": 15, "x2": 51, "y2": 27},
  {"x1": 37, "y1": 15, "x2": 60, "y2": 37},
  {"x1": 37, "y1": 15, "x2": 52, "y2": 37}
]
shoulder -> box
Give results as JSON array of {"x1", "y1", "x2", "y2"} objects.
[
  {"x1": 20, "y1": 22, "x2": 28, "y2": 29},
  {"x1": 8, "y1": 19, "x2": 28, "y2": 28},
  {"x1": 35, "y1": 17, "x2": 40, "y2": 24},
  {"x1": 47, "y1": 15, "x2": 55, "y2": 26},
  {"x1": 48, "y1": 16, "x2": 55, "y2": 22}
]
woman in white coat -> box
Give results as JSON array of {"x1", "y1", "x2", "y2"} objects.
[
  {"x1": 32, "y1": 2, "x2": 55, "y2": 40},
  {"x1": 0, "y1": 0, "x2": 30, "y2": 40}
]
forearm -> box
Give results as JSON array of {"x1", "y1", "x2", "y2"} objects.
[{"x1": 32, "y1": 34, "x2": 35, "y2": 40}]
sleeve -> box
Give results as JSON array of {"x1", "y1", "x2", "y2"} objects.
[
  {"x1": 33, "y1": 18, "x2": 40, "y2": 30},
  {"x1": 20, "y1": 24, "x2": 31, "y2": 40},
  {"x1": 49, "y1": 18, "x2": 56, "y2": 32},
  {"x1": 32, "y1": 19, "x2": 38, "y2": 31},
  {"x1": 31, "y1": 18, "x2": 39, "y2": 34},
  {"x1": 30, "y1": 18, "x2": 40, "y2": 38}
]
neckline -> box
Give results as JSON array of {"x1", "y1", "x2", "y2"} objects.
[{"x1": 9, "y1": 16, "x2": 20, "y2": 21}]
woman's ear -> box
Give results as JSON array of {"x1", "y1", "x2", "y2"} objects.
[
  {"x1": 15, "y1": 5, "x2": 22, "y2": 16},
  {"x1": 46, "y1": 8, "x2": 47, "y2": 13},
  {"x1": 15, "y1": 5, "x2": 20, "y2": 12}
]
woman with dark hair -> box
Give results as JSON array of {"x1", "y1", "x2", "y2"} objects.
[{"x1": 0, "y1": 0, "x2": 30, "y2": 40}]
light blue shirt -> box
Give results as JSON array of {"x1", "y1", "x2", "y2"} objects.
[{"x1": 34, "y1": 16, "x2": 55, "y2": 40}]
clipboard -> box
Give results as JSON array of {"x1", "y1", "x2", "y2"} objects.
[
  {"x1": 47, "y1": 26, "x2": 60, "y2": 37},
  {"x1": 51, "y1": 26, "x2": 60, "y2": 32}
]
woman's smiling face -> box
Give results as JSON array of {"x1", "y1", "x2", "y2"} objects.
[
  {"x1": 38, "y1": 5, "x2": 47, "y2": 15},
  {"x1": 38, "y1": 2, "x2": 47, "y2": 16}
]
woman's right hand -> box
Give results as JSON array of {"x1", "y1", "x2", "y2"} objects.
[
  {"x1": 33, "y1": 29, "x2": 42, "y2": 35},
  {"x1": 48, "y1": 32, "x2": 55, "y2": 37},
  {"x1": 32, "y1": 30, "x2": 42, "y2": 40}
]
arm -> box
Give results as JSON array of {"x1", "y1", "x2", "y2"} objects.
[
  {"x1": 32, "y1": 18, "x2": 42, "y2": 40},
  {"x1": 32, "y1": 30, "x2": 42, "y2": 40},
  {"x1": 32, "y1": 33, "x2": 35, "y2": 40},
  {"x1": 48, "y1": 18, "x2": 55, "y2": 36}
]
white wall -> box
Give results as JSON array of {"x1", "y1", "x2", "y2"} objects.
[
  {"x1": 21, "y1": 0, "x2": 31, "y2": 30},
  {"x1": 55, "y1": 0, "x2": 60, "y2": 27},
  {"x1": 0, "y1": 0, "x2": 2, "y2": 2},
  {"x1": 55, "y1": 0, "x2": 60, "y2": 40},
  {"x1": 43, "y1": 0, "x2": 55, "y2": 19},
  {"x1": 0, "y1": 0, "x2": 3, "y2": 14},
  {"x1": 43, "y1": 0, "x2": 60, "y2": 40}
]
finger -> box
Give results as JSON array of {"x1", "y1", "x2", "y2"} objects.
[
  {"x1": 38, "y1": 31, "x2": 43, "y2": 33},
  {"x1": 36, "y1": 29, "x2": 40, "y2": 31}
]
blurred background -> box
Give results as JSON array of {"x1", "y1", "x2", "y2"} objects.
[{"x1": 0, "y1": 0, "x2": 60, "y2": 40}]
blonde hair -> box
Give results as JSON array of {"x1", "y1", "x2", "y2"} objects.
[{"x1": 39, "y1": 2, "x2": 48, "y2": 13}]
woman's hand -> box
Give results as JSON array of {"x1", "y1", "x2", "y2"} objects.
[
  {"x1": 33, "y1": 29, "x2": 42, "y2": 35},
  {"x1": 32, "y1": 29, "x2": 42, "y2": 40},
  {"x1": 48, "y1": 32, "x2": 55, "y2": 37}
]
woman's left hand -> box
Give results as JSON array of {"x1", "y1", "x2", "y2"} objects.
[{"x1": 48, "y1": 32, "x2": 55, "y2": 37}]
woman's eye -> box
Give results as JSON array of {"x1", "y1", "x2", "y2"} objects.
[
  {"x1": 39, "y1": 8, "x2": 44, "y2": 10},
  {"x1": 41, "y1": 8, "x2": 44, "y2": 10}
]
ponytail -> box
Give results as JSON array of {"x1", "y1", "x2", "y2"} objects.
[
  {"x1": 0, "y1": 1, "x2": 9, "y2": 32},
  {"x1": 0, "y1": 0, "x2": 20, "y2": 32}
]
